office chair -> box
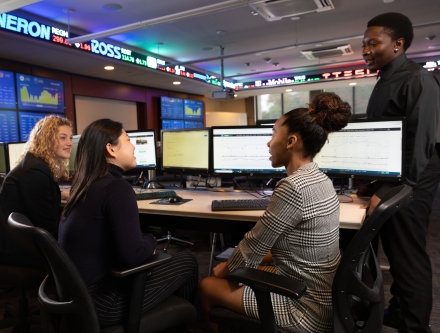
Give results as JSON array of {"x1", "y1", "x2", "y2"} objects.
[
  {"x1": 0, "y1": 265, "x2": 45, "y2": 332},
  {"x1": 7, "y1": 212, "x2": 197, "y2": 333},
  {"x1": 209, "y1": 184, "x2": 413, "y2": 333},
  {"x1": 156, "y1": 231, "x2": 194, "y2": 253}
]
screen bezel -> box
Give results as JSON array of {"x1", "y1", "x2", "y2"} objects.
[
  {"x1": 0, "y1": 142, "x2": 7, "y2": 174},
  {"x1": 126, "y1": 129, "x2": 157, "y2": 171},
  {"x1": 161, "y1": 127, "x2": 211, "y2": 174},
  {"x1": 314, "y1": 117, "x2": 406, "y2": 182},
  {"x1": 210, "y1": 125, "x2": 286, "y2": 177}
]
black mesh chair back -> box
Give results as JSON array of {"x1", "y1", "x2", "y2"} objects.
[
  {"x1": 333, "y1": 184, "x2": 413, "y2": 332},
  {"x1": 7, "y1": 212, "x2": 100, "y2": 333}
]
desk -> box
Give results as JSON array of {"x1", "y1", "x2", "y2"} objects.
[
  {"x1": 137, "y1": 189, "x2": 367, "y2": 274},
  {"x1": 137, "y1": 189, "x2": 367, "y2": 230}
]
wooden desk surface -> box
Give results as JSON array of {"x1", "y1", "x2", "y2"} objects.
[{"x1": 136, "y1": 189, "x2": 367, "y2": 230}]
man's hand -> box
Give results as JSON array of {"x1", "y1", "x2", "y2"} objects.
[
  {"x1": 213, "y1": 262, "x2": 230, "y2": 278},
  {"x1": 361, "y1": 194, "x2": 381, "y2": 216}
]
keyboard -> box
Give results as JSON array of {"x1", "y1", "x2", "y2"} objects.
[
  {"x1": 135, "y1": 190, "x2": 177, "y2": 200},
  {"x1": 211, "y1": 198, "x2": 270, "y2": 211}
]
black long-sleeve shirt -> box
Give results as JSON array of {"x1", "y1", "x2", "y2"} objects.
[
  {"x1": 366, "y1": 54, "x2": 439, "y2": 194},
  {"x1": 59, "y1": 164, "x2": 157, "y2": 287},
  {"x1": 0, "y1": 152, "x2": 61, "y2": 256}
]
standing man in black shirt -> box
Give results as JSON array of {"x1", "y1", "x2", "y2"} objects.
[{"x1": 361, "y1": 12, "x2": 440, "y2": 333}]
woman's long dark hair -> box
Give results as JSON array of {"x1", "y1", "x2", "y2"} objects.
[{"x1": 63, "y1": 119, "x2": 123, "y2": 215}]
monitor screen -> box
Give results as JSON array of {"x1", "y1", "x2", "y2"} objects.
[
  {"x1": 7, "y1": 142, "x2": 26, "y2": 171},
  {"x1": 161, "y1": 128, "x2": 210, "y2": 173},
  {"x1": 211, "y1": 126, "x2": 286, "y2": 176},
  {"x1": 16, "y1": 73, "x2": 64, "y2": 113},
  {"x1": 0, "y1": 110, "x2": 19, "y2": 143},
  {"x1": 126, "y1": 130, "x2": 157, "y2": 170},
  {"x1": 0, "y1": 70, "x2": 17, "y2": 109},
  {"x1": 160, "y1": 96, "x2": 184, "y2": 119},
  {"x1": 68, "y1": 135, "x2": 81, "y2": 174},
  {"x1": 162, "y1": 119, "x2": 185, "y2": 130},
  {"x1": 0, "y1": 143, "x2": 7, "y2": 174},
  {"x1": 183, "y1": 99, "x2": 204, "y2": 120},
  {"x1": 19, "y1": 111, "x2": 54, "y2": 141},
  {"x1": 313, "y1": 118, "x2": 405, "y2": 181}
]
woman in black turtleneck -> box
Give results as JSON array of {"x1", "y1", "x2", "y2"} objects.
[{"x1": 59, "y1": 118, "x2": 197, "y2": 327}]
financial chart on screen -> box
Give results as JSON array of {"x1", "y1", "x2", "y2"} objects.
[
  {"x1": 314, "y1": 118, "x2": 405, "y2": 181},
  {"x1": 212, "y1": 126, "x2": 286, "y2": 176}
]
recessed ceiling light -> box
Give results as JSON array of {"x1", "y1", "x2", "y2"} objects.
[
  {"x1": 102, "y1": 3, "x2": 122, "y2": 12},
  {"x1": 251, "y1": 11, "x2": 259, "y2": 16},
  {"x1": 104, "y1": 66, "x2": 114, "y2": 70},
  {"x1": 216, "y1": 30, "x2": 226, "y2": 35},
  {"x1": 290, "y1": 16, "x2": 300, "y2": 20},
  {"x1": 285, "y1": 89, "x2": 292, "y2": 92},
  {"x1": 349, "y1": 82, "x2": 357, "y2": 86},
  {"x1": 173, "y1": 81, "x2": 181, "y2": 85}
]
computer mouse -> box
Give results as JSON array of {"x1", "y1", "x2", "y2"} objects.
[{"x1": 168, "y1": 196, "x2": 183, "y2": 203}]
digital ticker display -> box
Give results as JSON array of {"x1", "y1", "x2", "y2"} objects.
[
  {"x1": 16, "y1": 73, "x2": 64, "y2": 113},
  {"x1": 0, "y1": 70, "x2": 16, "y2": 109}
]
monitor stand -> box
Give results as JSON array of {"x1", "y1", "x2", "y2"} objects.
[
  {"x1": 147, "y1": 170, "x2": 158, "y2": 189},
  {"x1": 206, "y1": 186, "x2": 235, "y2": 192}
]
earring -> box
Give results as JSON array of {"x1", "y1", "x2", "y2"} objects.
[{"x1": 394, "y1": 48, "x2": 399, "y2": 52}]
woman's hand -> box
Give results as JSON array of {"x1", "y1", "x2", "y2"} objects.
[
  {"x1": 361, "y1": 194, "x2": 381, "y2": 216},
  {"x1": 213, "y1": 262, "x2": 230, "y2": 279}
]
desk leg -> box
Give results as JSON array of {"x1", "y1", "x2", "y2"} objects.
[{"x1": 208, "y1": 232, "x2": 218, "y2": 276}]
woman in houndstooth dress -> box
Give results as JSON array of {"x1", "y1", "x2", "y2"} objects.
[{"x1": 199, "y1": 92, "x2": 352, "y2": 333}]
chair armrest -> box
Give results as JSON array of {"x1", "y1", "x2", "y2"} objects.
[
  {"x1": 111, "y1": 252, "x2": 171, "y2": 278},
  {"x1": 227, "y1": 267, "x2": 307, "y2": 300}
]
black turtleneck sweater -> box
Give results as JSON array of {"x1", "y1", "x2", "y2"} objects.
[{"x1": 59, "y1": 164, "x2": 157, "y2": 287}]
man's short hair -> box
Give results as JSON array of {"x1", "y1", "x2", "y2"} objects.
[{"x1": 367, "y1": 12, "x2": 414, "y2": 51}]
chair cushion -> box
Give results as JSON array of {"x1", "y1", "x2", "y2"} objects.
[
  {"x1": 101, "y1": 296, "x2": 196, "y2": 333},
  {"x1": 0, "y1": 265, "x2": 46, "y2": 289}
]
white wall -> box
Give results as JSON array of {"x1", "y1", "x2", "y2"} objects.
[{"x1": 75, "y1": 96, "x2": 138, "y2": 134}]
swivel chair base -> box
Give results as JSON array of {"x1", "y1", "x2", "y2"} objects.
[{"x1": 157, "y1": 231, "x2": 194, "y2": 253}]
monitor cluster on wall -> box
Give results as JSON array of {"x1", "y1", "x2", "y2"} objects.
[
  {"x1": 160, "y1": 96, "x2": 204, "y2": 130},
  {"x1": 0, "y1": 69, "x2": 65, "y2": 144}
]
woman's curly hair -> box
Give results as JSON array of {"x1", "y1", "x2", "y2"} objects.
[{"x1": 19, "y1": 115, "x2": 72, "y2": 181}]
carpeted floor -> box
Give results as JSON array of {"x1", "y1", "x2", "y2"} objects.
[{"x1": 1, "y1": 187, "x2": 439, "y2": 332}]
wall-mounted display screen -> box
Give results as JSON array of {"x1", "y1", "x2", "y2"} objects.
[
  {"x1": 183, "y1": 99, "x2": 203, "y2": 120},
  {"x1": 19, "y1": 111, "x2": 54, "y2": 141},
  {"x1": 160, "y1": 96, "x2": 184, "y2": 119},
  {"x1": 185, "y1": 121, "x2": 204, "y2": 129},
  {"x1": 0, "y1": 70, "x2": 17, "y2": 109},
  {"x1": 0, "y1": 110, "x2": 19, "y2": 143},
  {"x1": 16, "y1": 73, "x2": 64, "y2": 113},
  {"x1": 162, "y1": 119, "x2": 184, "y2": 130}
]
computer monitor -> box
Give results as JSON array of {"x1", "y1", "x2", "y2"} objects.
[
  {"x1": 7, "y1": 142, "x2": 27, "y2": 171},
  {"x1": 0, "y1": 143, "x2": 7, "y2": 174},
  {"x1": 126, "y1": 130, "x2": 157, "y2": 171},
  {"x1": 161, "y1": 128, "x2": 210, "y2": 174},
  {"x1": 211, "y1": 126, "x2": 286, "y2": 177},
  {"x1": 68, "y1": 135, "x2": 81, "y2": 174},
  {"x1": 313, "y1": 118, "x2": 405, "y2": 182}
]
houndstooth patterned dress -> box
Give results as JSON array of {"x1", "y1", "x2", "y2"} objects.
[{"x1": 227, "y1": 162, "x2": 341, "y2": 333}]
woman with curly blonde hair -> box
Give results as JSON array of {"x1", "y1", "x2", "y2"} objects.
[{"x1": 0, "y1": 115, "x2": 72, "y2": 268}]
